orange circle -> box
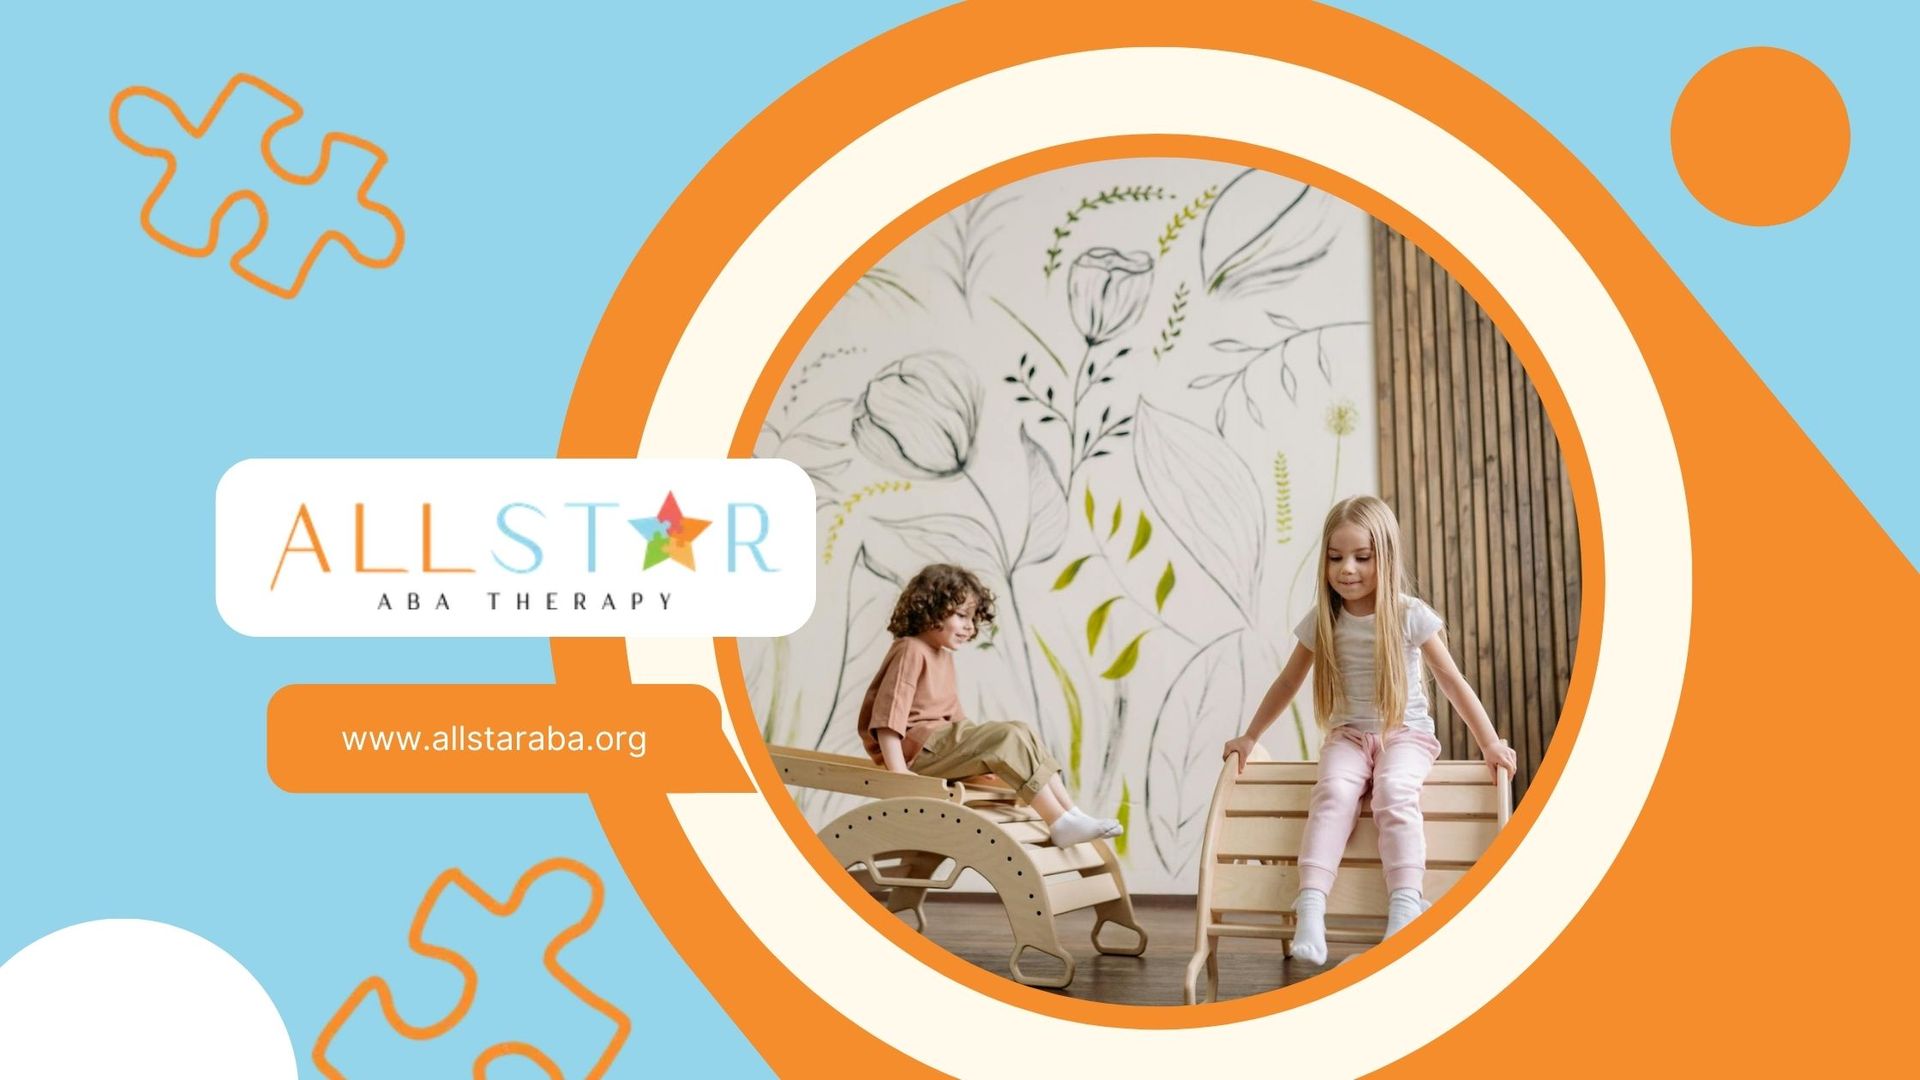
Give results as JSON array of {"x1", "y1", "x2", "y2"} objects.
[
  {"x1": 710, "y1": 136, "x2": 1601, "y2": 1030},
  {"x1": 1670, "y1": 46, "x2": 1849, "y2": 226}
]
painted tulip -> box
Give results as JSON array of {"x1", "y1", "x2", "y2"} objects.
[
  {"x1": 1067, "y1": 247, "x2": 1155, "y2": 345},
  {"x1": 850, "y1": 351, "x2": 982, "y2": 479}
]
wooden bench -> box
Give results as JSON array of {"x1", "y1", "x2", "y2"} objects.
[
  {"x1": 1184, "y1": 748, "x2": 1510, "y2": 1002},
  {"x1": 771, "y1": 745, "x2": 1147, "y2": 988}
]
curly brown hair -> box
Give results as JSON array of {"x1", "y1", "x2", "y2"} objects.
[{"x1": 886, "y1": 563, "x2": 997, "y2": 638}]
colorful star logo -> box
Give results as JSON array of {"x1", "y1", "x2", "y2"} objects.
[{"x1": 627, "y1": 492, "x2": 710, "y2": 570}]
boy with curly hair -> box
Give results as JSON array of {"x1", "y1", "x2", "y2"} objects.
[{"x1": 857, "y1": 563, "x2": 1122, "y2": 846}]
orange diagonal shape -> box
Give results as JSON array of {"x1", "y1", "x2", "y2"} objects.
[
  {"x1": 311, "y1": 856, "x2": 631, "y2": 1080},
  {"x1": 107, "y1": 72, "x2": 404, "y2": 299}
]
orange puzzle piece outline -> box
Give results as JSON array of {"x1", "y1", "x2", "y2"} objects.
[
  {"x1": 108, "y1": 72, "x2": 404, "y2": 299},
  {"x1": 312, "y1": 857, "x2": 631, "y2": 1079}
]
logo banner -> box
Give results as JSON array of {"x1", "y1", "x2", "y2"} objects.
[{"x1": 215, "y1": 458, "x2": 815, "y2": 637}]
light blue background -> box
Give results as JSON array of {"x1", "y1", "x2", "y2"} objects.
[
  {"x1": 1332, "y1": 0, "x2": 1917, "y2": 562},
  {"x1": 1, "y1": 2, "x2": 1909, "y2": 1076}
]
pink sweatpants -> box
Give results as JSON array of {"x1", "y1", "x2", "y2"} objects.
[{"x1": 1297, "y1": 725, "x2": 1443, "y2": 894}]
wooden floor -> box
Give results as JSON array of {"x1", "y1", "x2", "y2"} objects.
[{"x1": 912, "y1": 894, "x2": 1364, "y2": 1005}]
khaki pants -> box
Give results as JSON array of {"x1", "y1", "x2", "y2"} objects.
[{"x1": 911, "y1": 719, "x2": 1060, "y2": 801}]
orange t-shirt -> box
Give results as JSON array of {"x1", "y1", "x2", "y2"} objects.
[{"x1": 857, "y1": 635, "x2": 963, "y2": 765}]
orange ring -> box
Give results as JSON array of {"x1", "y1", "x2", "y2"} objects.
[{"x1": 548, "y1": 0, "x2": 1781, "y2": 1071}]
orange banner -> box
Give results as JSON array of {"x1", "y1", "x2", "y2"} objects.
[{"x1": 267, "y1": 683, "x2": 750, "y2": 795}]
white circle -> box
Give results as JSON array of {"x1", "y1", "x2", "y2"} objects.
[
  {"x1": 630, "y1": 48, "x2": 1688, "y2": 1075},
  {"x1": 0, "y1": 919, "x2": 298, "y2": 1079}
]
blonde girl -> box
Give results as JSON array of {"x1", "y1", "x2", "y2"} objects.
[{"x1": 1222, "y1": 495, "x2": 1515, "y2": 964}]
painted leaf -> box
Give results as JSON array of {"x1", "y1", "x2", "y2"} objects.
[
  {"x1": 873, "y1": 513, "x2": 999, "y2": 571},
  {"x1": 785, "y1": 433, "x2": 847, "y2": 450},
  {"x1": 1087, "y1": 596, "x2": 1120, "y2": 654},
  {"x1": 1053, "y1": 554, "x2": 1092, "y2": 590},
  {"x1": 1128, "y1": 512, "x2": 1152, "y2": 561},
  {"x1": 1109, "y1": 499, "x2": 1123, "y2": 540},
  {"x1": 1132, "y1": 400, "x2": 1266, "y2": 626},
  {"x1": 1100, "y1": 631, "x2": 1148, "y2": 679},
  {"x1": 851, "y1": 541, "x2": 904, "y2": 588},
  {"x1": 1015, "y1": 424, "x2": 1069, "y2": 568},
  {"x1": 1156, "y1": 561, "x2": 1176, "y2": 611},
  {"x1": 1143, "y1": 631, "x2": 1247, "y2": 874},
  {"x1": 798, "y1": 541, "x2": 906, "y2": 753},
  {"x1": 1084, "y1": 484, "x2": 1095, "y2": 527},
  {"x1": 1245, "y1": 389, "x2": 1266, "y2": 428},
  {"x1": 1116, "y1": 779, "x2": 1131, "y2": 857},
  {"x1": 1198, "y1": 168, "x2": 1338, "y2": 298},
  {"x1": 1034, "y1": 631, "x2": 1084, "y2": 790}
]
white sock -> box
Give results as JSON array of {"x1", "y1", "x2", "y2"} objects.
[
  {"x1": 1292, "y1": 888, "x2": 1328, "y2": 965},
  {"x1": 1049, "y1": 808, "x2": 1122, "y2": 846},
  {"x1": 1384, "y1": 887, "x2": 1426, "y2": 937},
  {"x1": 1049, "y1": 808, "x2": 1101, "y2": 846}
]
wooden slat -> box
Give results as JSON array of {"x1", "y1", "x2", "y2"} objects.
[
  {"x1": 965, "y1": 801, "x2": 1044, "y2": 825},
  {"x1": 1027, "y1": 842, "x2": 1107, "y2": 876},
  {"x1": 1389, "y1": 232, "x2": 1413, "y2": 540},
  {"x1": 1504, "y1": 339, "x2": 1532, "y2": 781},
  {"x1": 1557, "y1": 458, "x2": 1583, "y2": 802},
  {"x1": 998, "y1": 820, "x2": 1051, "y2": 845},
  {"x1": 1374, "y1": 221, "x2": 1396, "y2": 511},
  {"x1": 1426, "y1": 252, "x2": 1452, "y2": 684},
  {"x1": 1226, "y1": 782, "x2": 1501, "y2": 817},
  {"x1": 1495, "y1": 337, "x2": 1528, "y2": 782},
  {"x1": 1210, "y1": 915, "x2": 1396, "y2": 943},
  {"x1": 1427, "y1": 256, "x2": 1454, "y2": 744},
  {"x1": 1443, "y1": 270, "x2": 1475, "y2": 758},
  {"x1": 1237, "y1": 759, "x2": 1496, "y2": 785},
  {"x1": 1046, "y1": 871, "x2": 1122, "y2": 915},
  {"x1": 770, "y1": 746, "x2": 955, "y2": 800},
  {"x1": 1209, "y1": 923, "x2": 1294, "y2": 941},
  {"x1": 1477, "y1": 305, "x2": 1512, "y2": 757},
  {"x1": 1212, "y1": 863, "x2": 1468, "y2": 916},
  {"x1": 1560, "y1": 460, "x2": 1583, "y2": 735},
  {"x1": 1464, "y1": 280, "x2": 1495, "y2": 762},
  {"x1": 1527, "y1": 379, "x2": 1558, "y2": 788},
  {"x1": 1416, "y1": 247, "x2": 1442, "y2": 608},
  {"x1": 1217, "y1": 815, "x2": 1498, "y2": 864},
  {"x1": 1403, "y1": 239, "x2": 1428, "y2": 598},
  {"x1": 772, "y1": 745, "x2": 853, "y2": 764},
  {"x1": 1543, "y1": 393, "x2": 1571, "y2": 751}
]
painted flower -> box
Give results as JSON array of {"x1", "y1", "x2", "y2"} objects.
[
  {"x1": 1325, "y1": 399, "x2": 1359, "y2": 437},
  {"x1": 850, "y1": 351, "x2": 981, "y2": 479},
  {"x1": 1068, "y1": 247, "x2": 1155, "y2": 345}
]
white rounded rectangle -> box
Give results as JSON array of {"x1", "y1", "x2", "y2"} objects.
[{"x1": 215, "y1": 459, "x2": 817, "y2": 637}]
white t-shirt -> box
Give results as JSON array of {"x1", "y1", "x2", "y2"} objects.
[{"x1": 1293, "y1": 597, "x2": 1445, "y2": 734}]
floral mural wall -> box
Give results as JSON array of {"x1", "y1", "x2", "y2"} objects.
[{"x1": 748, "y1": 157, "x2": 1378, "y2": 892}]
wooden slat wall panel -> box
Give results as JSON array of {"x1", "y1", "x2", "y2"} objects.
[
  {"x1": 1371, "y1": 221, "x2": 1581, "y2": 802},
  {"x1": 1475, "y1": 291, "x2": 1506, "y2": 768},
  {"x1": 1375, "y1": 223, "x2": 1396, "y2": 512},
  {"x1": 1405, "y1": 240, "x2": 1430, "y2": 604},
  {"x1": 1443, "y1": 275, "x2": 1474, "y2": 760}
]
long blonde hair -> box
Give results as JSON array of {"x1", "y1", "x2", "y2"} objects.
[{"x1": 1311, "y1": 496, "x2": 1417, "y2": 736}]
